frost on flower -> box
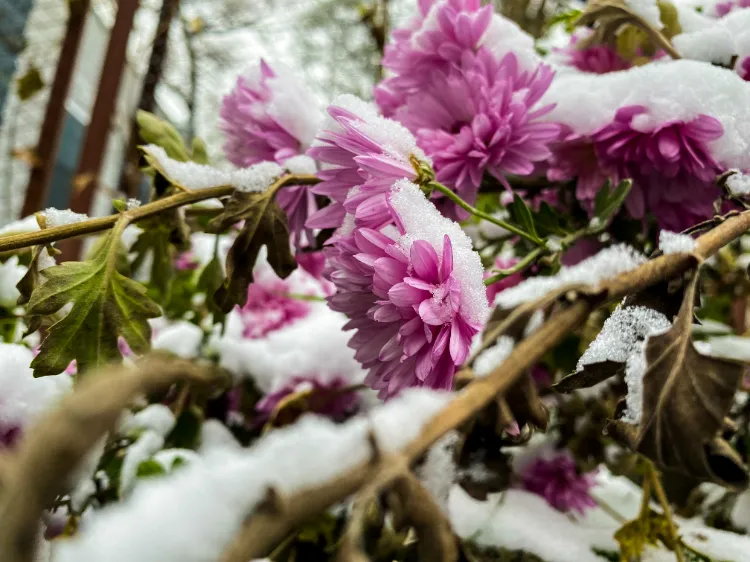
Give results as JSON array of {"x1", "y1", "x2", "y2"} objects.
[
  {"x1": 658, "y1": 230, "x2": 697, "y2": 254},
  {"x1": 495, "y1": 245, "x2": 646, "y2": 309},
  {"x1": 38, "y1": 208, "x2": 89, "y2": 228},
  {"x1": 543, "y1": 61, "x2": 750, "y2": 229},
  {"x1": 220, "y1": 59, "x2": 323, "y2": 167},
  {"x1": 0, "y1": 344, "x2": 71, "y2": 448},
  {"x1": 726, "y1": 170, "x2": 750, "y2": 195},
  {"x1": 326, "y1": 179, "x2": 488, "y2": 398},
  {"x1": 306, "y1": 94, "x2": 429, "y2": 231},
  {"x1": 575, "y1": 305, "x2": 671, "y2": 423}
]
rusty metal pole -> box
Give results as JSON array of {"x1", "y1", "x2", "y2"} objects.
[
  {"x1": 20, "y1": 0, "x2": 91, "y2": 218},
  {"x1": 119, "y1": 0, "x2": 180, "y2": 198},
  {"x1": 60, "y1": 0, "x2": 140, "y2": 259}
]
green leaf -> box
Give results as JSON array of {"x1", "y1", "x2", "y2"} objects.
[
  {"x1": 136, "y1": 459, "x2": 166, "y2": 479},
  {"x1": 594, "y1": 180, "x2": 632, "y2": 223},
  {"x1": 191, "y1": 137, "x2": 210, "y2": 164},
  {"x1": 508, "y1": 194, "x2": 538, "y2": 240},
  {"x1": 27, "y1": 224, "x2": 161, "y2": 377},
  {"x1": 136, "y1": 110, "x2": 190, "y2": 162},
  {"x1": 165, "y1": 407, "x2": 203, "y2": 449},
  {"x1": 112, "y1": 199, "x2": 127, "y2": 213},
  {"x1": 209, "y1": 191, "x2": 296, "y2": 313},
  {"x1": 197, "y1": 253, "x2": 226, "y2": 323},
  {"x1": 130, "y1": 219, "x2": 176, "y2": 305},
  {"x1": 17, "y1": 66, "x2": 44, "y2": 101},
  {"x1": 533, "y1": 202, "x2": 569, "y2": 237},
  {"x1": 545, "y1": 8, "x2": 583, "y2": 33}
]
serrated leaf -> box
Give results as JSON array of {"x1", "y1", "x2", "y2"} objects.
[
  {"x1": 17, "y1": 66, "x2": 44, "y2": 101},
  {"x1": 615, "y1": 272, "x2": 748, "y2": 488},
  {"x1": 209, "y1": 191, "x2": 296, "y2": 312},
  {"x1": 508, "y1": 194, "x2": 538, "y2": 240},
  {"x1": 136, "y1": 110, "x2": 189, "y2": 162},
  {"x1": 191, "y1": 137, "x2": 209, "y2": 164},
  {"x1": 27, "y1": 226, "x2": 161, "y2": 377}
]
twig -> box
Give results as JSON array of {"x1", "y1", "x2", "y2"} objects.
[
  {"x1": 645, "y1": 461, "x2": 685, "y2": 562},
  {"x1": 0, "y1": 354, "x2": 230, "y2": 562},
  {"x1": 0, "y1": 174, "x2": 319, "y2": 254},
  {"x1": 220, "y1": 208, "x2": 750, "y2": 560}
]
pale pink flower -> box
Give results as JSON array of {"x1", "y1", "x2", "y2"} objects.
[
  {"x1": 521, "y1": 451, "x2": 598, "y2": 514},
  {"x1": 238, "y1": 280, "x2": 311, "y2": 340}
]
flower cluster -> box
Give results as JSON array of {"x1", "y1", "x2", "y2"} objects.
[{"x1": 520, "y1": 451, "x2": 598, "y2": 514}]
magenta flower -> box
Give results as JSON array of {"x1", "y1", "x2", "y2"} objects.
[
  {"x1": 174, "y1": 250, "x2": 200, "y2": 271},
  {"x1": 221, "y1": 60, "x2": 323, "y2": 245},
  {"x1": 559, "y1": 41, "x2": 631, "y2": 74},
  {"x1": 326, "y1": 180, "x2": 488, "y2": 398},
  {"x1": 306, "y1": 95, "x2": 429, "y2": 231},
  {"x1": 590, "y1": 105, "x2": 723, "y2": 230},
  {"x1": 255, "y1": 375, "x2": 359, "y2": 423},
  {"x1": 295, "y1": 251, "x2": 327, "y2": 280},
  {"x1": 399, "y1": 51, "x2": 560, "y2": 208},
  {"x1": 715, "y1": 0, "x2": 750, "y2": 16},
  {"x1": 521, "y1": 451, "x2": 598, "y2": 514},
  {"x1": 238, "y1": 280, "x2": 311, "y2": 340},
  {"x1": 739, "y1": 56, "x2": 750, "y2": 81},
  {"x1": 485, "y1": 256, "x2": 523, "y2": 304}
]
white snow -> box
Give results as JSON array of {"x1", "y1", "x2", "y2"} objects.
[
  {"x1": 152, "y1": 321, "x2": 203, "y2": 359},
  {"x1": 0, "y1": 255, "x2": 26, "y2": 308},
  {"x1": 198, "y1": 419, "x2": 241, "y2": 455},
  {"x1": 282, "y1": 154, "x2": 317, "y2": 175},
  {"x1": 658, "y1": 230, "x2": 697, "y2": 254},
  {"x1": 417, "y1": 431, "x2": 459, "y2": 513},
  {"x1": 126, "y1": 198, "x2": 141, "y2": 210},
  {"x1": 673, "y1": 24, "x2": 736, "y2": 64},
  {"x1": 51, "y1": 388, "x2": 451, "y2": 562},
  {"x1": 0, "y1": 215, "x2": 40, "y2": 237},
  {"x1": 120, "y1": 431, "x2": 166, "y2": 497},
  {"x1": 473, "y1": 336, "x2": 515, "y2": 378},
  {"x1": 142, "y1": 145, "x2": 283, "y2": 192},
  {"x1": 627, "y1": 0, "x2": 664, "y2": 28},
  {"x1": 575, "y1": 305, "x2": 671, "y2": 424},
  {"x1": 727, "y1": 170, "x2": 750, "y2": 195},
  {"x1": 39, "y1": 208, "x2": 89, "y2": 228},
  {"x1": 389, "y1": 179, "x2": 490, "y2": 326},
  {"x1": 541, "y1": 60, "x2": 750, "y2": 169},
  {"x1": 495, "y1": 245, "x2": 646, "y2": 309},
  {"x1": 731, "y1": 489, "x2": 750, "y2": 533},
  {"x1": 120, "y1": 405, "x2": 176, "y2": 438},
  {"x1": 480, "y1": 13, "x2": 541, "y2": 71},
  {"x1": 697, "y1": 334, "x2": 750, "y2": 361}
]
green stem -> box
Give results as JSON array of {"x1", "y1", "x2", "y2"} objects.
[
  {"x1": 484, "y1": 247, "x2": 544, "y2": 286},
  {"x1": 0, "y1": 174, "x2": 319, "y2": 254},
  {"x1": 428, "y1": 181, "x2": 543, "y2": 246}
]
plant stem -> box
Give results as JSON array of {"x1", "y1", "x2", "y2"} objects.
[
  {"x1": 0, "y1": 174, "x2": 319, "y2": 254},
  {"x1": 428, "y1": 181, "x2": 543, "y2": 246},
  {"x1": 645, "y1": 461, "x2": 685, "y2": 562},
  {"x1": 484, "y1": 247, "x2": 544, "y2": 286}
]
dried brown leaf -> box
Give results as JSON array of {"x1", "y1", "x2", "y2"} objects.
[
  {"x1": 208, "y1": 190, "x2": 296, "y2": 312},
  {"x1": 618, "y1": 273, "x2": 748, "y2": 488},
  {"x1": 555, "y1": 360, "x2": 625, "y2": 393}
]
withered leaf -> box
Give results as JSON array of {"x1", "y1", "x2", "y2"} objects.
[
  {"x1": 554, "y1": 359, "x2": 625, "y2": 393},
  {"x1": 208, "y1": 190, "x2": 296, "y2": 312},
  {"x1": 614, "y1": 509, "x2": 679, "y2": 560},
  {"x1": 16, "y1": 245, "x2": 57, "y2": 336},
  {"x1": 616, "y1": 272, "x2": 748, "y2": 488}
]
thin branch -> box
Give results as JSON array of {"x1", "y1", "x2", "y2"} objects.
[
  {"x1": 221, "y1": 209, "x2": 750, "y2": 560},
  {"x1": 0, "y1": 174, "x2": 319, "y2": 254},
  {"x1": 0, "y1": 354, "x2": 230, "y2": 562}
]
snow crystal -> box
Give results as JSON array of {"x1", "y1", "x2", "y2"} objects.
[
  {"x1": 673, "y1": 25, "x2": 736, "y2": 65},
  {"x1": 283, "y1": 154, "x2": 317, "y2": 175},
  {"x1": 0, "y1": 255, "x2": 26, "y2": 308},
  {"x1": 39, "y1": 208, "x2": 89, "y2": 228},
  {"x1": 658, "y1": 230, "x2": 697, "y2": 254},
  {"x1": 152, "y1": 321, "x2": 203, "y2": 359},
  {"x1": 495, "y1": 245, "x2": 646, "y2": 309},
  {"x1": 727, "y1": 170, "x2": 750, "y2": 195},
  {"x1": 0, "y1": 215, "x2": 39, "y2": 237},
  {"x1": 389, "y1": 179, "x2": 490, "y2": 326},
  {"x1": 697, "y1": 335, "x2": 750, "y2": 362},
  {"x1": 473, "y1": 336, "x2": 515, "y2": 378},
  {"x1": 541, "y1": 60, "x2": 750, "y2": 169},
  {"x1": 120, "y1": 431, "x2": 165, "y2": 497},
  {"x1": 417, "y1": 431, "x2": 459, "y2": 513},
  {"x1": 265, "y1": 62, "x2": 324, "y2": 147},
  {"x1": 52, "y1": 388, "x2": 451, "y2": 562},
  {"x1": 126, "y1": 198, "x2": 141, "y2": 210},
  {"x1": 199, "y1": 419, "x2": 241, "y2": 455},
  {"x1": 143, "y1": 145, "x2": 283, "y2": 192},
  {"x1": 627, "y1": 0, "x2": 663, "y2": 28},
  {"x1": 120, "y1": 404, "x2": 176, "y2": 437},
  {"x1": 731, "y1": 489, "x2": 750, "y2": 533},
  {"x1": 480, "y1": 13, "x2": 541, "y2": 71}
]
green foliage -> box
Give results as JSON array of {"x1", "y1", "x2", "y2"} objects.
[
  {"x1": 191, "y1": 138, "x2": 210, "y2": 164},
  {"x1": 508, "y1": 194, "x2": 539, "y2": 241},
  {"x1": 208, "y1": 190, "x2": 296, "y2": 312},
  {"x1": 165, "y1": 407, "x2": 203, "y2": 449},
  {"x1": 197, "y1": 253, "x2": 226, "y2": 323},
  {"x1": 27, "y1": 224, "x2": 161, "y2": 377},
  {"x1": 137, "y1": 111, "x2": 190, "y2": 162},
  {"x1": 130, "y1": 218, "x2": 178, "y2": 305},
  {"x1": 594, "y1": 180, "x2": 632, "y2": 224},
  {"x1": 136, "y1": 459, "x2": 167, "y2": 479},
  {"x1": 545, "y1": 8, "x2": 583, "y2": 33},
  {"x1": 16, "y1": 65, "x2": 44, "y2": 101}
]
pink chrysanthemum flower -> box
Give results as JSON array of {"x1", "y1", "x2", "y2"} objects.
[
  {"x1": 326, "y1": 180, "x2": 488, "y2": 398},
  {"x1": 306, "y1": 95, "x2": 430, "y2": 231},
  {"x1": 556, "y1": 34, "x2": 631, "y2": 74},
  {"x1": 397, "y1": 50, "x2": 560, "y2": 208},
  {"x1": 521, "y1": 451, "x2": 598, "y2": 514},
  {"x1": 238, "y1": 280, "x2": 311, "y2": 340},
  {"x1": 221, "y1": 60, "x2": 323, "y2": 245},
  {"x1": 590, "y1": 105, "x2": 723, "y2": 230},
  {"x1": 255, "y1": 375, "x2": 360, "y2": 423}
]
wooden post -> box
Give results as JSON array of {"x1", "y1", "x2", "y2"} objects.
[
  {"x1": 20, "y1": 0, "x2": 91, "y2": 218},
  {"x1": 119, "y1": 0, "x2": 180, "y2": 198},
  {"x1": 60, "y1": 0, "x2": 140, "y2": 259}
]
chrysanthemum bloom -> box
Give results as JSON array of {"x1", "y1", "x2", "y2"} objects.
[
  {"x1": 589, "y1": 105, "x2": 724, "y2": 230},
  {"x1": 555, "y1": 32, "x2": 631, "y2": 74},
  {"x1": 326, "y1": 180, "x2": 488, "y2": 398},
  {"x1": 238, "y1": 278, "x2": 311, "y2": 340},
  {"x1": 375, "y1": 0, "x2": 538, "y2": 116},
  {"x1": 398, "y1": 50, "x2": 560, "y2": 208},
  {"x1": 221, "y1": 60, "x2": 323, "y2": 244},
  {"x1": 485, "y1": 256, "x2": 522, "y2": 303},
  {"x1": 255, "y1": 375, "x2": 360, "y2": 424},
  {"x1": 306, "y1": 95, "x2": 431, "y2": 231},
  {"x1": 521, "y1": 451, "x2": 598, "y2": 514}
]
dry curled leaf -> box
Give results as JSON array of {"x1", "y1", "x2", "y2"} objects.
[
  {"x1": 209, "y1": 190, "x2": 296, "y2": 312},
  {"x1": 613, "y1": 272, "x2": 748, "y2": 488}
]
